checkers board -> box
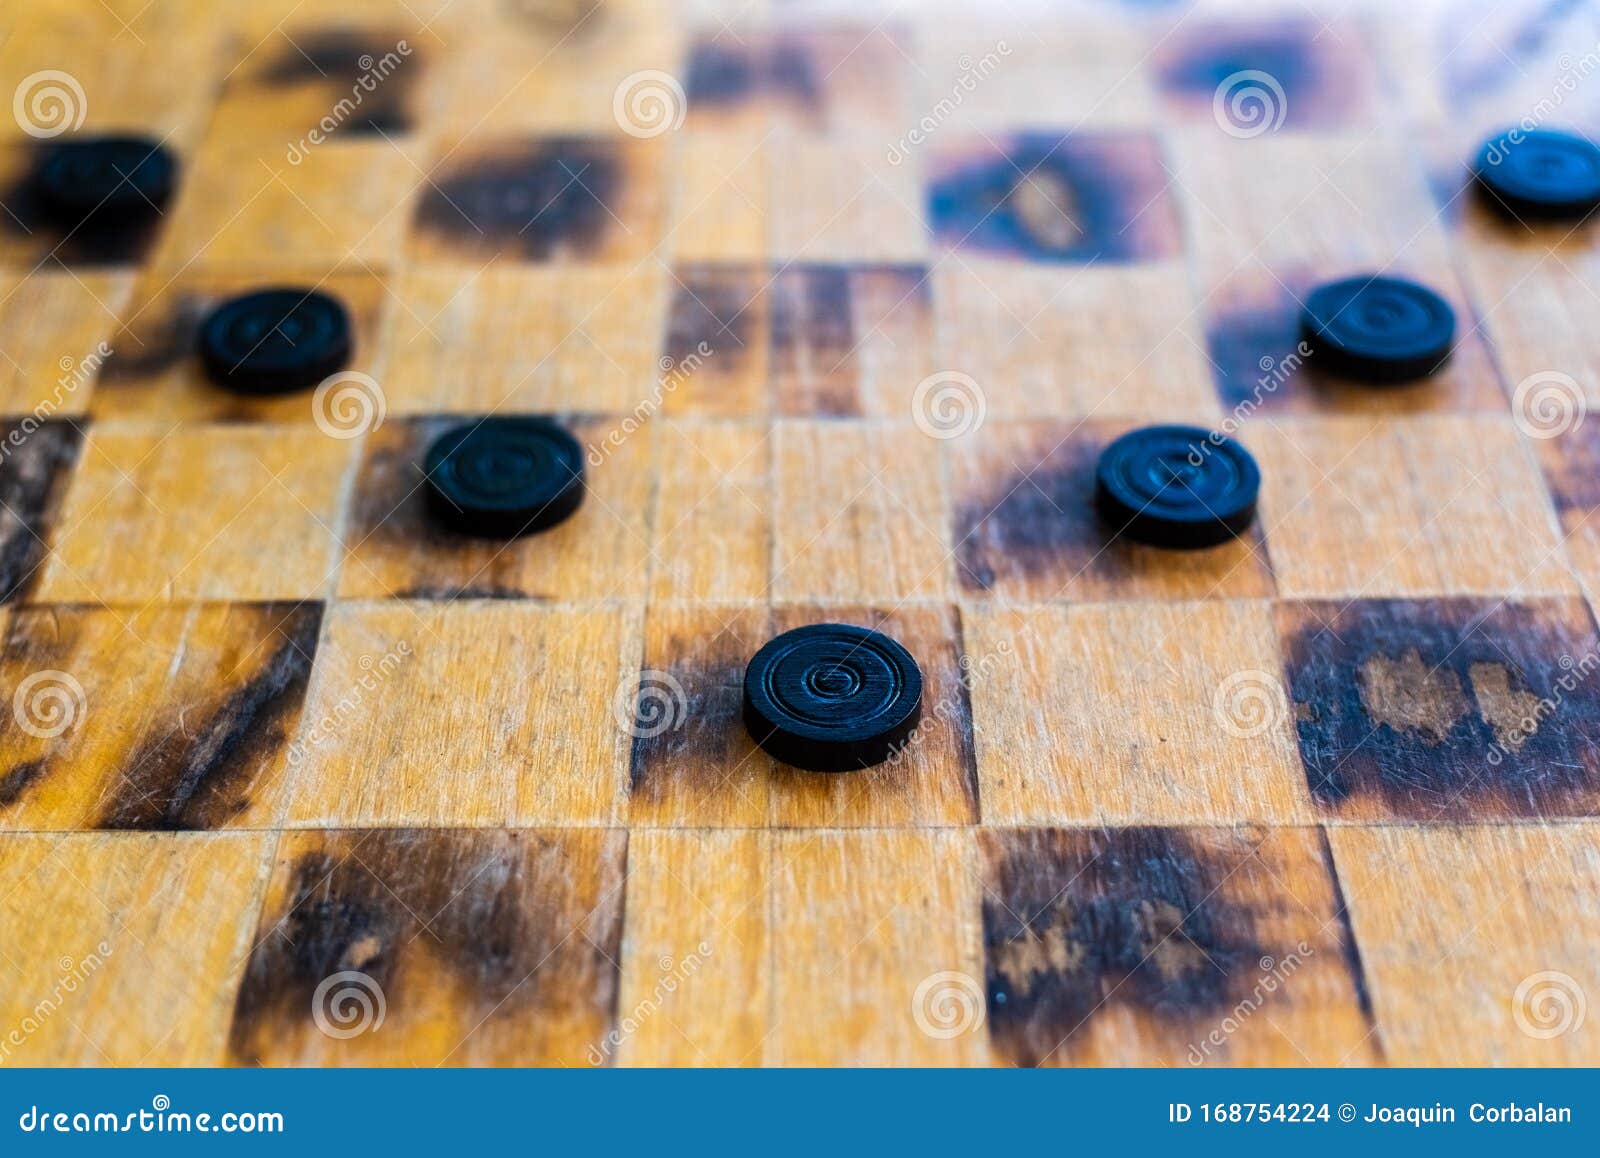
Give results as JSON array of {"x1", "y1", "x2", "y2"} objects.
[{"x1": 0, "y1": 0, "x2": 1598, "y2": 1069}]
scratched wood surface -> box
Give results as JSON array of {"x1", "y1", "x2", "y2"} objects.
[{"x1": 1, "y1": 0, "x2": 1599, "y2": 1069}]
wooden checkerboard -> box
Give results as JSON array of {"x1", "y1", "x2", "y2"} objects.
[{"x1": 0, "y1": 0, "x2": 1597, "y2": 1067}]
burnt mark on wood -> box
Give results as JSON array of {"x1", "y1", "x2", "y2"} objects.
[
  {"x1": 684, "y1": 36, "x2": 821, "y2": 117},
  {"x1": 954, "y1": 435, "x2": 1105, "y2": 593},
  {"x1": 980, "y1": 827, "x2": 1261, "y2": 1066},
  {"x1": 629, "y1": 616, "x2": 764, "y2": 799},
  {"x1": 414, "y1": 139, "x2": 621, "y2": 262},
  {"x1": 771, "y1": 266, "x2": 858, "y2": 416},
  {"x1": 1536, "y1": 423, "x2": 1600, "y2": 518},
  {"x1": 1279, "y1": 598, "x2": 1600, "y2": 819},
  {"x1": 0, "y1": 760, "x2": 45, "y2": 807},
  {"x1": 1154, "y1": 22, "x2": 1362, "y2": 129},
  {"x1": 97, "y1": 603, "x2": 323, "y2": 830},
  {"x1": 1206, "y1": 290, "x2": 1311, "y2": 414},
  {"x1": 0, "y1": 421, "x2": 83, "y2": 604},
  {"x1": 255, "y1": 28, "x2": 419, "y2": 135},
  {"x1": 98, "y1": 293, "x2": 209, "y2": 384},
  {"x1": 663, "y1": 265, "x2": 759, "y2": 369},
  {"x1": 928, "y1": 133, "x2": 1179, "y2": 264},
  {"x1": 227, "y1": 828, "x2": 627, "y2": 1063}
]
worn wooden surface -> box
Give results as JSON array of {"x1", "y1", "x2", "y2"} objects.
[{"x1": 1, "y1": 0, "x2": 1599, "y2": 1068}]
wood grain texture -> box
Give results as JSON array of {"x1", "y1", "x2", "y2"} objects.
[
  {"x1": 967, "y1": 601, "x2": 1310, "y2": 825},
  {"x1": 37, "y1": 426, "x2": 355, "y2": 604},
  {"x1": 0, "y1": 271, "x2": 130, "y2": 416},
  {"x1": 614, "y1": 828, "x2": 768, "y2": 1066},
  {"x1": 769, "y1": 829, "x2": 986, "y2": 1066},
  {"x1": 772, "y1": 420, "x2": 950, "y2": 603},
  {"x1": 1331, "y1": 824, "x2": 1600, "y2": 1065},
  {"x1": 0, "y1": 832, "x2": 272, "y2": 1066},
  {"x1": 285, "y1": 601, "x2": 638, "y2": 827},
  {"x1": 1252, "y1": 415, "x2": 1573, "y2": 599}
]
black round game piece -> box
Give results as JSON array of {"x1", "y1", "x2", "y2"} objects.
[
  {"x1": 1474, "y1": 128, "x2": 1600, "y2": 221},
  {"x1": 424, "y1": 418, "x2": 586, "y2": 538},
  {"x1": 197, "y1": 288, "x2": 352, "y2": 395},
  {"x1": 1298, "y1": 275, "x2": 1456, "y2": 382},
  {"x1": 33, "y1": 135, "x2": 176, "y2": 228},
  {"x1": 742, "y1": 624, "x2": 923, "y2": 772},
  {"x1": 1095, "y1": 425, "x2": 1260, "y2": 549}
]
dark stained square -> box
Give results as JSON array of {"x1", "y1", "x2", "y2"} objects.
[
  {"x1": 409, "y1": 136, "x2": 663, "y2": 264},
  {"x1": 1152, "y1": 20, "x2": 1376, "y2": 130},
  {"x1": 926, "y1": 132, "x2": 1181, "y2": 264},
  {"x1": 0, "y1": 420, "x2": 81, "y2": 604},
  {"x1": 1278, "y1": 598, "x2": 1600, "y2": 821}
]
